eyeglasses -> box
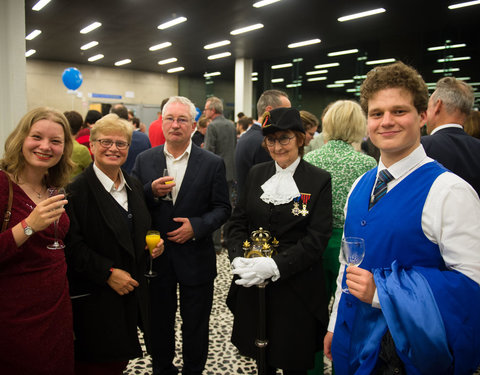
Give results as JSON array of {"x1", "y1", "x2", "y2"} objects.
[
  {"x1": 265, "y1": 135, "x2": 295, "y2": 147},
  {"x1": 94, "y1": 139, "x2": 129, "y2": 150},
  {"x1": 163, "y1": 117, "x2": 190, "y2": 126}
]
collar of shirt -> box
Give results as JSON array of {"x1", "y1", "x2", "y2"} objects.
[
  {"x1": 377, "y1": 144, "x2": 433, "y2": 190},
  {"x1": 430, "y1": 123, "x2": 463, "y2": 135},
  {"x1": 93, "y1": 163, "x2": 130, "y2": 192},
  {"x1": 163, "y1": 140, "x2": 192, "y2": 161},
  {"x1": 274, "y1": 155, "x2": 301, "y2": 174}
]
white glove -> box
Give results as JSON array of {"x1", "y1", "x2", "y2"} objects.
[
  {"x1": 234, "y1": 273, "x2": 265, "y2": 287},
  {"x1": 232, "y1": 257, "x2": 280, "y2": 287},
  {"x1": 231, "y1": 257, "x2": 252, "y2": 270}
]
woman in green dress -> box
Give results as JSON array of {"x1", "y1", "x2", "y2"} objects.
[{"x1": 304, "y1": 100, "x2": 377, "y2": 305}]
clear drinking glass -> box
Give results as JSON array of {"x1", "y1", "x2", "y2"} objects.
[
  {"x1": 341, "y1": 237, "x2": 365, "y2": 293},
  {"x1": 162, "y1": 168, "x2": 173, "y2": 201},
  {"x1": 145, "y1": 230, "x2": 160, "y2": 278},
  {"x1": 46, "y1": 187, "x2": 66, "y2": 250}
]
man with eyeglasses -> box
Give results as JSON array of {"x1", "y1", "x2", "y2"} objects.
[{"x1": 132, "y1": 96, "x2": 231, "y2": 375}]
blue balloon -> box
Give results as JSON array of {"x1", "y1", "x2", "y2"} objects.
[
  {"x1": 195, "y1": 107, "x2": 202, "y2": 122},
  {"x1": 62, "y1": 67, "x2": 83, "y2": 90}
]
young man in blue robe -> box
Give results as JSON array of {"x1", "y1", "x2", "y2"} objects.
[{"x1": 324, "y1": 61, "x2": 480, "y2": 374}]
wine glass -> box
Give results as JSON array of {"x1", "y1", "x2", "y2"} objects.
[
  {"x1": 47, "y1": 187, "x2": 66, "y2": 250},
  {"x1": 145, "y1": 230, "x2": 160, "y2": 278},
  {"x1": 341, "y1": 237, "x2": 365, "y2": 294},
  {"x1": 162, "y1": 168, "x2": 173, "y2": 201}
]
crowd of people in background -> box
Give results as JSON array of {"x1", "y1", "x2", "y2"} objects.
[{"x1": 1, "y1": 61, "x2": 480, "y2": 375}]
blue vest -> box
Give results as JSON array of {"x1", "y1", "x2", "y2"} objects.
[{"x1": 332, "y1": 162, "x2": 448, "y2": 374}]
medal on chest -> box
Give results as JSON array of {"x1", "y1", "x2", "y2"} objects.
[
  {"x1": 292, "y1": 196, "x2": 301, "y2": 216},
  {"x1": 292, "y1": 193, "x2": 311, "y2": 216}
]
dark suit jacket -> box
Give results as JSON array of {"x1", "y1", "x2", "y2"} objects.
[
  {"x1": 65, "y1": 164, "x2": 152, "y2": 362},
  {"x1": 132, "y1": 143, "x2": 231, "y2": 285},
  {"x1": 421, "y1": 126, "x2": 480, "y2": 195},
  {"x1": 123, "y1": 130, "x2": 151, "y2": 175},
  {"x1": 234, "y1": 123, "x2": 271, "y2": 196}
]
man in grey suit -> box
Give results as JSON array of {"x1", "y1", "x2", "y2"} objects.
[
  {"x1": 132, "y1": 96, "x2": 231, "y2": 375},
  {"x1": 421, "y1": 77, "x2": 480, "y2": 195},
  {"x1": 204, "y1": 96, "x2": 237, "y2": 252}
]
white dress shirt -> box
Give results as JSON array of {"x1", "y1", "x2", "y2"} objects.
[
  {"x1": 430, "y1": 123, "x2": 463, "y2": 135},
  {"x1": 164, "y1": 141, "x2": 192, "y2": 204},
  {"x1": 93, "y1": 163, "x2": 130, "y2": 211},
  {"x1": 328, "y1": 145, "x2": 480, "y2": 332}
]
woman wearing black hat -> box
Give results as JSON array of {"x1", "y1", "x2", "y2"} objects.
[{"x1": 226, "y1": 107, "x2": 333, "y2": 374}]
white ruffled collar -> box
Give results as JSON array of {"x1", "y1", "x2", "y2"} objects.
[{"x1": 260, "y1": 157, "x2": 301, "y2": 205}]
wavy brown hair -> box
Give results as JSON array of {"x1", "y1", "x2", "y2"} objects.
[
  {"x1": 0, "y1": 107, "x2": 75, "y2": 187},
  {"x1": 360, "y1": 61, "x2": 428, "y2": 115}
]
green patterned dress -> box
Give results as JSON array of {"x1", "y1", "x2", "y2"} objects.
[{"x1": 304, "y1": 140, "x2": 377, "y2": 299}]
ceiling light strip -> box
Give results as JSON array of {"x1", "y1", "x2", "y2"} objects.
[
  {"x1": 230, "y1": 23, "x2": 264, "y2": 35},
  {"x1": 32, "y1": 0, "x2": 51, "y2": 11},
  {"x1": 80, "y1": 22, "x2": 102, "y2": 34},
  {"x1": 158, "y1": 58, "x2": 178, "y2": 65},
  {"x1": 115, "y1": 59, "x2": 131, "y2": 66},
  {"x1": 437, "y1": 56, "x2": 471, "y2": 62},
  {"x1": 448, "y1": 0, "x2": 480, "y2": 9},
  {"x1": 158, "y1": 17, "x2": 187, "y2": 30},
  {"x1": 307, "y1": 77, "x2": 327, "y2": 82},
  {"x1": 208, "y1": 52, "x2": 231, "y2": 60},
  {"x1": 167, "y1": 67, "x2": 185, "y2": 73},
  {"x1": 204, "y1": 72, "x2": 221, "y2": 77},
  {"x1": 315, "y1": 63, "x2": 339, "y2": 69},
  {"x1": 149, "y1": 42, "x2": 172, "y2": 51},
  {"x1": 365, "y1": 58, "x2": 396, "y2": 65},
  {"x1": 88, "y1": 54, "x2": 104, "y2": 62},
  {"x1": 253, "y1": 0, "x2": 281, "y2": 8},
  {"x1": 25, "y1": 49, "x2": 36, "y2": 57},
  {"x1": 338, "y1": 8, "x2": 386, "y2": 22},
  {"x1": 26, "y1": 30, "x2": 42, "y2": 40},
  {"x1": 204, "y1": 40, "x2": 231, "y2": 50},
  {"x1": 427, "y1": 43, "x2": 466, "y2": 51},
  {"x1": 328, "y1": 49, "x2": 358, "y2": 57},
  {"x1": 271, "y1": 63, "x2": 293, "y2": 69},
  {"x1": 306, "y1": 70, "x2": 328, "y2": 75},
  {"x1": 288, "y1": 39, "x2": 321, "y2": 48},
  {"x1": 81, "y1": 41, "x2": 98, "y2": 50}
]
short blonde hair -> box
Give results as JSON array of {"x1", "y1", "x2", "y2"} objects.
[
  {"x1": 90, "y1": 113, "x2": 133, "y2": 144},
  {"x1": 322, "y1": 100, "x2": 367, "y2": 144},
  {"x1": 0, "y1": 107, "x2": 74, "y2": 187}
]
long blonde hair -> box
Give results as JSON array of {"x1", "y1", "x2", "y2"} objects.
[{"x1": 0, "y1": 107, "x2": 75, "y2": 187}]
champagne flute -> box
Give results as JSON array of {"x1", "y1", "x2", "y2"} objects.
[
  {"x1": 341, "y1": 237, "x2": 365, "y2": 294},
  {"x1": 162, "y1": 168, "x2": 173, "y2": 201},
  {"x1": 145, "y1": 230, "x2": 160, "y2": 278},
  {"x1": 46, "y1": 187, "x2": 66, "y2": 250}
]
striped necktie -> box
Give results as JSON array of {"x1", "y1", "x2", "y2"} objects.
[{"x1": 369, "y1": 169, "x2": 394, "y2": 209}]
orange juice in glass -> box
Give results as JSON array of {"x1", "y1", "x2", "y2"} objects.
[{"x1": 145, "y1": 230, "x2": 160, "y2": 278}]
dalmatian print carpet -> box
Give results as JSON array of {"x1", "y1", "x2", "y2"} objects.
[{"x1": 124, "y1": 250, "x2": 333, "y2": 375}]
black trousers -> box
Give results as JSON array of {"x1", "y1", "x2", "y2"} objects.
[{"x1": 150, "y1": 268, "x2": 214, "y2": 375}]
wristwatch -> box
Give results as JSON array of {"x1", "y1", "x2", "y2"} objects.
[{"x1": 21, "y1": 220, "x2": 34, "y2": 236}]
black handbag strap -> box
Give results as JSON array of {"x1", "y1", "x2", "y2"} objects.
[{"x1": 2, "y1": 171, "x2": 13, "y2": 233}]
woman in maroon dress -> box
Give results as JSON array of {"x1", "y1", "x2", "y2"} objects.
[{"x1": 0, "y1": 107, "x2": 75, "y2": 374}]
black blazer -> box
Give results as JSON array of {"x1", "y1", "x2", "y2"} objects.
[
  {"x1": 227, "y1": 159, "x2": 332, "y2": 320},
  {"x1": 421, "y1": 126, "x2": 480, "y2": 195},
  {"x1": 132, "y1": 143, "x2": 231, "y2": 285},
  {"x1": 65, "y1": 164, "x2": 152, "y2": 362}
]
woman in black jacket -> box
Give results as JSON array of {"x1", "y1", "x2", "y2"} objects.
[{"x1": 65, "y1": 114, "x2": 163, "y2": 374}]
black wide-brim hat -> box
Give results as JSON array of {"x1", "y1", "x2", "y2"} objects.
[{"x1": 261, "y1": 107, "x2": 305, "y2": 136}]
